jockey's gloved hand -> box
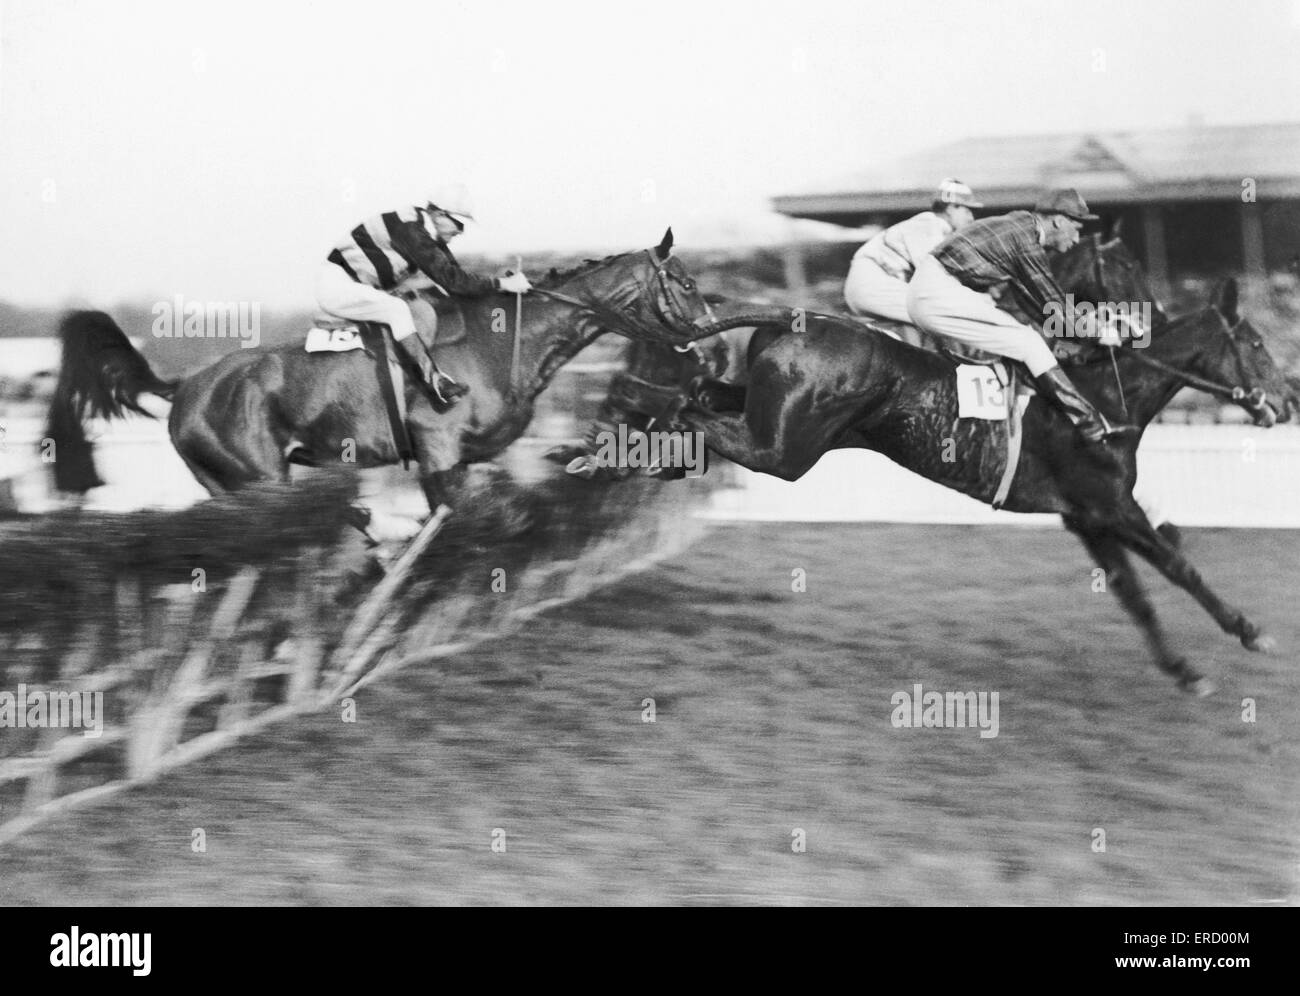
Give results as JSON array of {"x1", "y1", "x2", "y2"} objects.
[
  {"x1": 1086, "y1": 310, "x2": 1123, "y2": 348},
  {"x1": 499, "y1": 271, "x2": 532, "y2": 294},
  {"x1": 1074, "y1": 307, "x2": 1118, "y2": 347}
]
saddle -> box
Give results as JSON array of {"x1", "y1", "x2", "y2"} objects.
[{"x1": 310, "y1": 295, "x2": 471, "y2": 348}]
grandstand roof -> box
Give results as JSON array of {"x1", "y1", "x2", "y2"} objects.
[{"x1": 774, "y1": 122, "x2": 1300, "y2": 221}]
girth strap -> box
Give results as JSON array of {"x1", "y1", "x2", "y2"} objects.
[
  {"x1": 361, "y1": 322, "x2": 415, "y2": 470},
  {"x1": 992, "y1": 366, "x2": 1025, "y2": 510}
]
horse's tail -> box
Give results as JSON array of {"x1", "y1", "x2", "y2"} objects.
[{"x1": 52, "y1": 309, "x2": 178, "y2": 422}]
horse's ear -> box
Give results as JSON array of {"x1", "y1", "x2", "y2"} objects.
[
  {"x1": 1107, "y1": 216, "x2": 1124, "y2": 243},
  {"x1": 655, "y1": 227, "x2": 674, "y2": 260},
  {"x1": 1218, "y1": 278, "x2": 1240, "y2": 324}
]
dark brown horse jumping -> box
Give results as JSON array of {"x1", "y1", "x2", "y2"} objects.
[
  {"x1": 642, "y1": 247, "x2": 1294, "y2": 693},
  {"x1": 51, "y1": 231, "x2": 710, "y2": 524}
]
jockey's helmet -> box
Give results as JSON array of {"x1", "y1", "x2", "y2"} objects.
[
  {"x1": 936, "y1": 178, "x2": 983, "y2": 208},
  {"x1": 427, "y1": 183, "x2": 476, "y2": 223}
]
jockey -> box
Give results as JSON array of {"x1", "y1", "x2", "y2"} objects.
[
  {"x1": 907, "y1": 188, "x2": 1136, "y2": 445},
  {"x1": 844, "y1": 178, "x2": 982, "y2": 325},
  {"x1": 315, "y1": 183, "x2": 532, "y2": 407}
]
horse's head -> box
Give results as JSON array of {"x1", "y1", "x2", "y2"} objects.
[
  {"x1": 1054, "y1": 227, "x2": 1167, "y2": 335},
  {"x1": 546, "y1": 228, "x2": 712, "y2": 345},
  {"x1": 1193, "y1": 279, "x2": 1294, "y2": 426}
]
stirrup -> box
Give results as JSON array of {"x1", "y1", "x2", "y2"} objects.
[
  {"x1": 432, "y1": 373, "x2": 468, "y2": 406},
  {"x1": 1080, "y1": 414, "x2": 1139, "y2": 444}
]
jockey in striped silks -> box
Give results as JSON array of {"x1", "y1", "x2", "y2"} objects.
[{"x1": 316, "y1": 183, "x2": 532, "y2": 407}]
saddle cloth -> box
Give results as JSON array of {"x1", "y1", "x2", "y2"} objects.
[
  {"x1": 306, "y1": 296, "x2": 470, "y2": 351},
  {"x1": 951, "y1": 361, "x2": 1035, "y2": 509},
  {"x1": 957, "y1": 362, "x2": 1019, "y2": 420},
  {"x1": 305, "y1": 326, "x2": 364, "y2": 352}
]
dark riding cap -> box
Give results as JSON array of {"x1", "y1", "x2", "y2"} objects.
[{"x1": 1033, "y1": 188, "x2": 1099, "y2": 222}]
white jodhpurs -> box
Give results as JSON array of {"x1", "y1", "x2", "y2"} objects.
[
  {"x1": 906, "y1": 255, "x2": 1057, "y2": 377},
  {"x1": 315, "y1": 262, "x2": 418, "y2": 341},
  {"x1": 844, "y1": 256, "x2": 913, "y2": 324}
]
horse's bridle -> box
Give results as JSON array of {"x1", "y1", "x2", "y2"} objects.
[
  {"x1": 529, "y1": 249, "x2": 712, "y2": 344},
  {"x1": 1108, "y1": 313, "x2": 1271, "y2": 418},
  {"x1": 1086, "y1": 240, "x2": 1271, "y2": 419}
]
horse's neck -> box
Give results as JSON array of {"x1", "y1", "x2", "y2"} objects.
[
  {"x1": 1117, "y1": 312, "x2": 1212, "y2": 425},
  {"x1": 514, "y1": 292, "x2": 607, "y2": 401}
]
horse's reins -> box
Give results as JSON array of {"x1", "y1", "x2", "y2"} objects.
[
  {"x1": 1091, "y1": 240, "x2": 1130, "y2": 416},
  {"x1": 515, "y1": 250, "x2": 717, "y2": 382},
  {"x1": 1089, "y1": 245, "x2": 1269, "y2": 415},
  {"x1": 1116, "y1": 320, "x2": 1269, "y2": 409}
]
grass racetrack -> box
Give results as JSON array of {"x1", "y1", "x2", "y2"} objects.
[{"x1": 1, "y1": 521, "x2": 1296, "y2": 906}]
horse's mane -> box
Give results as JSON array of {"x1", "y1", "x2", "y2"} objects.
[
  {"x1": 535, "y1": 252, "x2": 628, "y2": 289},
  {"x1": 395, "y1": 252, "x2": 634, "y2": 306}
]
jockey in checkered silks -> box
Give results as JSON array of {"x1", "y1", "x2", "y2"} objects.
[
  {"x1": 906, "y1": 188, "x2": 1138, "y2": 445},
  {"x1": 315, "y1": 183, "x2": 533, "y2": 407}
]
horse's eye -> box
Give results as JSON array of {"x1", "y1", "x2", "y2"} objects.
[{"x1": 682, "y1": 280, "x2": 695, "y2": 291}]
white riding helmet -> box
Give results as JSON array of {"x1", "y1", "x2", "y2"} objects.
[
  {"x1": 936, "y1": 178, "x2": 983, "y2": 209},
  {"x1": 427, "y1": 183, "x2": 476, "y2": 223}
]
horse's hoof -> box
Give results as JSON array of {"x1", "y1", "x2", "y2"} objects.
[
  {"x1": 1242, "y1": 631, "x2": 1277, "y2": 653},
  {"x1": 687, "y1": 374, "x2": 711, "y2": 405},
  {"x1": 1179, "y1": 674, "x2": 1217, "y2": 697},
  {"x1": 1155, "y1": 521, "x2": 1183, "y2": 548},
  {"x1": 643, "y1": 464, "x2": 683, "y2": 481},
  {"x1": 545, "y1": 444, "x2": 584, "y2": 465},
  {"x1": 565, "y1": 456, "x2": 598, "y2": 479}
]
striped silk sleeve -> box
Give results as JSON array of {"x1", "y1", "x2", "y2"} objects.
[{"x1": 385, "y1": 212, "x2": 500, "y2": 297}]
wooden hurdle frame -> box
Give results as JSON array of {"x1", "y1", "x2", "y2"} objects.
[
  {"x1": 0, "y1": 554, "x2": 332, "y2": 845},
  {"x1": 0, "y1": 475, "x2": 710, "y2": 846}
]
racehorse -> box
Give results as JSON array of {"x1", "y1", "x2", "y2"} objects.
[
  {"x1": 50, "y1": 231, "x2": 710, "y2": 520},
  {"x1": 634, "y1": 249, "x2": 1296, "y2": 693},
  {"x1": 555, "y1": 234, "x2": 1173, "y2": 474}
]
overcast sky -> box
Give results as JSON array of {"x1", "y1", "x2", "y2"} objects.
[{"x1": 2, "y1": 0, "x2": 1299, "y2": 307}]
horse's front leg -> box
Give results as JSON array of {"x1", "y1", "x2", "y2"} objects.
[
  {"x1": 678, "y1": 378, "x2": 853, "y2": 483},
  {"x1": 677, "y1": 405, "x2": 806, "y2": 482},
  {"x1": 409, "y1": 404, "x2": 468, "y2": 513},
  {"x1": 1112, "y1": 509, "x2": 1276, "y2": 653},
  {"x1": 1064, "y1": 516, "x2": 1211, "y2": 694},
  {"x1": 688, "y1": 374, "x2": 748, "y2": 414},
  {"x1": 420, "y1": 465, "x2": 467, "y2": 511}
]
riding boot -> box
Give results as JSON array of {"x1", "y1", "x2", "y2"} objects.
[
  {"x1": 396, "y1": 334, "x2": 468, "y2": 408},
  {"x1": 1033, "y1": 367, "x2": 1138, "y2": 444}
]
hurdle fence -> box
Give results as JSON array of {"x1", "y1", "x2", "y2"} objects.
[{"x1": 0, "y1": 468, "x2": 710, "y2": 846}]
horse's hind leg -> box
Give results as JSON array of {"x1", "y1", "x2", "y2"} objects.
[
  {"x1": 1111, "y1": 510, "x2": 1275, "y2": 653},
  {"x1": 177, "y1": 450, "x2": 231, "y2": 495},
  {"x1": 1064, "y1": 517, "x2": 1211, "y2": 694},
  {"x1": 173, "y1": 397, "x2": 291, "y2": 493}
]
